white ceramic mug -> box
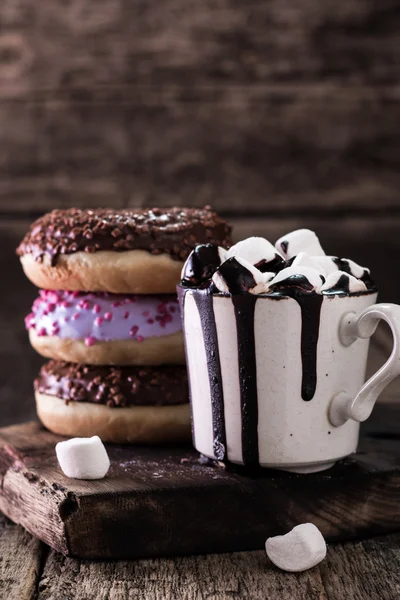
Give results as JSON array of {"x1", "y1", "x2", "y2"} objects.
[{"x1": 180, "y1": 287, "x2": 400, "y2": 473}]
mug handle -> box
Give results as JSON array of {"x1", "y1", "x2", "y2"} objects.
[{"x1": 329, "y1": 303, "x2": 400, "y2": 427}]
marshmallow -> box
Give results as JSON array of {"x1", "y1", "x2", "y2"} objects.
[
  {"x1": 275, "y1": 229, "x2": 325, "y2": 259},
  {"x1": 249, "y1": 272, "x2": 276, "y2": 295},
  {"x1": 218, "y1": 247, "x2": 228, "y2": 263},
  {"x1": 212, "y1": 270, "x2": 230, "y2": 294},
  {"x1": 334, "y1": 257, "x2": 369, "y2": 279},
  {"x1": 320, "y1": 270, "x2": 367, "y2": 294},
  {"x1": 56, "y1": 436, "x2": 110, "y2": 479},
  {"x1": 226, "y1": 237, "x2": 282, "y2": 267},
  {"x1": 311, "y1": 255, "x2": 339, "y2": 276},
  {"x1": 312, "y1": 256, "x2": 368, "y2": 280},
  {"x1": 290, "y1": 252, "x2": 326, "y2": 275},
  {"x1": 265, "y1": 523, "x2": 327, "y2": 573},
  {"x1": 212, "y1": 257, "x2": 263, "y2": 294},
  {"x1": 269, "y1": 265, "x2": 324, "y2": 292}
]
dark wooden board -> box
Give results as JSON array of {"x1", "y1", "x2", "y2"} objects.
[{"x1": 0, "y1": 405, "x2": 399, "y2": 560}]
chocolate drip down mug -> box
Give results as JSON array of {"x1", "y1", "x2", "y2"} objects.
[{"x1": 179, "y1": 287, "x2": 400, "y2": 473}]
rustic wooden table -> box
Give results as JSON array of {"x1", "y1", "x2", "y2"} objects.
[{"x1": 0, "y1": 330, "x2": 399, "y2": 600}]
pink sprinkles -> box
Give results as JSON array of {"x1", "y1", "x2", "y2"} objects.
[
  {"x1": 25, "y1": 290, "x2": 181, "y2": 344},
  {"x1": 85, "y1": 336, "x2": 96, "y2": 347}
]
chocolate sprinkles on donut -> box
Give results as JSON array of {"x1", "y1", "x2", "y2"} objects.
[{"x1": 35, "y1": 361, "x2": 189, "y2": 407}]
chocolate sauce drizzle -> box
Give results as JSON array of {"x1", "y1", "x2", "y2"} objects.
[
  {"x1": 256, "y1": 254, "x2": 285, "y2": 274},
  {"x1": 322, "y1": 274, "x2": 350, "y2": 295},
  {"x1": 270, "y1": 276, "x2": 323, "y2": 401},
  {"x1": 181, "y1": 244, "x2": 222, "y2": 287},
  {"x1": 293, "y1": 294, "x2": 323, "y2": 401},
  {"x1": 232, "y1": 295, "x2": 259, "y2": 466},
  {"x1": 191, "y1": 288, "x2": 227, "y2": 461}
]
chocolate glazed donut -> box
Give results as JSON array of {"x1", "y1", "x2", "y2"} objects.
[
  {"x1": 17, "y1": 207, "x2": 233, "y2": 294},
  {"x1": 34, "y1": 361, "x2": 191, "y2": 443}
]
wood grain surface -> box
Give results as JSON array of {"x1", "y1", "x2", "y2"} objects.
[
  {"x1": 0, "y1": 400, "x2": 398, "y2": 561},
  {"x1": 0, "y1": 512, "x2": 398, "y2": 600}
]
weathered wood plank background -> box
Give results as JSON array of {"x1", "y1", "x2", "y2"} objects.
[{"x1": 0, "y1": 0, "x2": 399, "y2": 213}]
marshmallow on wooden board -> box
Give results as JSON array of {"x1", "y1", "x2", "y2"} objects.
[
  {"x1": 320, "y1": 270, "x2": 367, "y2": 294},
  {"x1": 265, "y1": 523, "x2": 327, "y2": 572},
  {"x1": 275, "y1": 229, "x2": 325, "y2": 259},
  {"x1": 269, "y1": 265, "x2": 324, "y2": 292},
  {"x1": 226, "y1": 237, "x2": 282, "y2": 267},
  {"x1": 56, "y1": 436, "x2": 110, "y2": 479}
]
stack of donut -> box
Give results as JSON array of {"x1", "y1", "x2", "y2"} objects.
[{"x1": 17, "y1": 207, "x2": 232, "y2": 443}]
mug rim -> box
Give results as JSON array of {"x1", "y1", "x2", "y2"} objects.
[{"x1": 178, "y1": 284, "x2": 378, "y2": 301}]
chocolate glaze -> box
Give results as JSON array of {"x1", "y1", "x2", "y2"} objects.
[
  {"x1": 17, "y1": 207, "x2": 232, "y2": 265},
  {"x1": 232, "y1": 295, "x2": 259, "y2": 466},
  {"x1": 322, "y1": 274, "x2": 350, "y2": 296},
  {"x1": 332, "y1": 257, "x2": 353, "y2": 274},
  {"x1": 270, "y1": 275, "x2": 323, "y2": 401},
  {"x1": 191, "y1": 288, "x2": 227, "y2": 461},
  {"x1": 218, "y1": 258, "x2": 257, "y2": 293},
  {"x1": 256, "y1": 254, "x2": 285, "y2": 274},
  {"x1": 35, "y1": 361, "x2": 188, "y2": 407},
  {"x1": 181, "y1": 244, "x2": 223, "y2": 287},
  {"x1": 280, "y1": 240, "x2": 289, "y2": 254}
]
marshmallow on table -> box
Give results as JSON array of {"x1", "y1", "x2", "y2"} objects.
[
  {"x1": 275, "y1": 229, "x2": 325, "y2": 259},
  {"x1": 226, "y1": 237, "x2": 282, "y2": 266},
  {"x1": 56, "y1": 436, "x2": 110, "y2": 480},
  {"x1": 265, "y1": 523, "x2": 327, "y2": 572}
]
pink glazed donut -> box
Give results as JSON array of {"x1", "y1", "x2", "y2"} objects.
[{"x1": 26, "y1": 290, "x2": 184, "y2": 365}]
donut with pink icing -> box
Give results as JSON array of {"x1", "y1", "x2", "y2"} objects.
[{"x1": 26, "y1": 290, "x2": 184, "y2": 366}]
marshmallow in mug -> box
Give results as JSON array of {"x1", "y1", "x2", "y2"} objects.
[
  {"x1": 275, "y1": 229, "x2": 325, "y2": 258},
  {"x1": 186, "y1": 231, "x2": 372, "y2": 296}
]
